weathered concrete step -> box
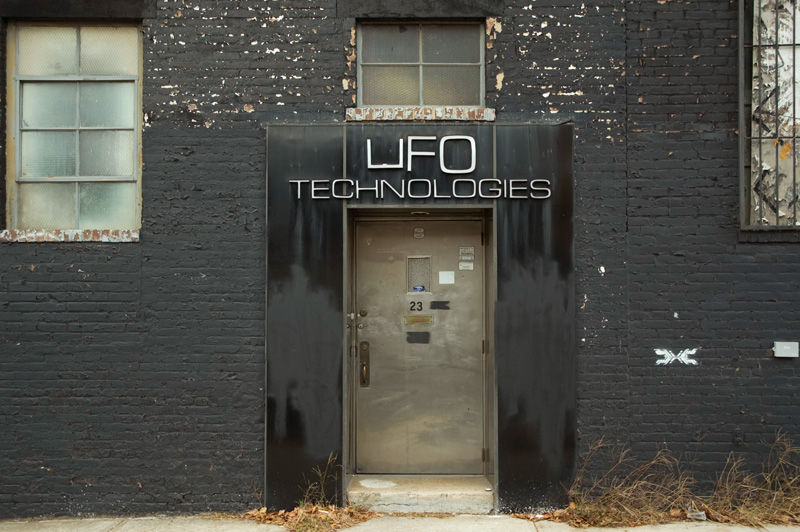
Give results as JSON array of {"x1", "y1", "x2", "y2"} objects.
[{"x1": 347, "y1": 475, "x2": 494, "y2": 514}]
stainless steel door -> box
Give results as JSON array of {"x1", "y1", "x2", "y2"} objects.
[{"x1": 354, "y1": 220, "x2": 484, "y2": 474}]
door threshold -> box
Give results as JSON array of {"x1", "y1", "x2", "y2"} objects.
[{"x1": 347, "y1": 475, "x2": 493, "y2": 514}]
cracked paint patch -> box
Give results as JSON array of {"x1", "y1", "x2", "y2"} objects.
[{"x1": 346, "y1": 107, "x2": 496, "y2": 122}]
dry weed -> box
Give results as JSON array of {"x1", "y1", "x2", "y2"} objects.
[
  {"x1": 557, "y1": 440, "x2": 694, "y2": 527},
  {"x1": 239, "y1": 453, "x2": 378, "y2": 531},
  {"x1": 241, "y1": 504, "x2": 378, "y2": 532},
  {"x1": 517, "y1": 433, "x2": 800, "y2": 528},
  {"x1": 301, "y1": 453, "x2": 341, "y2": 508},
  {"x1": 701, "y1": 432, "x2": 800, "y2": 525}
]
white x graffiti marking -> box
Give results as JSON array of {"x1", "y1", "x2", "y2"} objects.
[{"x1": 654, "y1": 348, "x2": 698, "y2": 366}]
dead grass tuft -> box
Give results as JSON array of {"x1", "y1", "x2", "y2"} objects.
[
  {"x1": 515, "y1": 432, "x2": 800, "y2": 528},
  {"x1": 238, "y1": 453, "x2": 379, "y2": 531},
  {"x1": 241, "y1": 504, "x2": 378, "y2": 532},
  {"x1": 701, "y1": 431, "x2": 800, "y2": 526},
  {"x1": 519, "y1": 440, "x2": 695, "y2": 527},
  {"x1": 300, "y1": 453, "x2": 341, "y2": 508}
]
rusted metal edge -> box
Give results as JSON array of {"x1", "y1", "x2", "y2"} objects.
[
  {"x1": 0, "y1": 229, "x2": 140, "y2": 243},
  {"x1": 346, "y1": 107, "x2": 496, "y2": 122}
]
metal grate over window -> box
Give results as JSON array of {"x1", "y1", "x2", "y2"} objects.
[
  {"x1": 407, "y1": 256, "x2": 431, "y2": 293},
  {"x1": 744, "y1": 0, "x2": 800, "y2": 227},
  {"x1": 357, "y1": 23, "x2": 484, "y2": 107}
]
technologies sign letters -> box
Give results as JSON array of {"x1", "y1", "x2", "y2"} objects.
[{"x1": 289, "y1": 135, "x2": 552, "y2": 200}]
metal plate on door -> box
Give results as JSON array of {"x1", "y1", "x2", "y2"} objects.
[{"x1": 402, "y1": 315, "x2": 434, "y2": 325}]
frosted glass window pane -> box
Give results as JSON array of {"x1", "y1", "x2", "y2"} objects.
[
  {"x1": 423, "y1": 66, "x2": 481, "y2": 105},
  {"x1": 18, "y1": 26, "x2": 78, "y2": 75},
  {"x1": 21, "y1": 132, "x2": 77, "y2": 177},
  {"x1": 361, "y1": 66, "x2": 420, "y2": 105},
  {"x1": 422, "y1": 25, "x2": 481, "y2": 64},
  {"x1": 80, "y1": 83, "x2": 135, "y2": 128},
  {"x1": 408, "y1": 257, "x2": 431, "y2": 292},
  {"x1": 21, "y1": 83, "x2": 77, "y2": 128},
  {"x1": 79, "y1": 131, "x2": 135, "y2": 176},
  {"x1": 79, "y1": 183, "x2": 137, "y2": 229},
  {"x1": 17, "y1": 183, "x2": 77, "y2": 229},
  {"x1": 80, "y1": 26, "x2": 139, "y2": 75},
  {"x1": 361, "y1": 25, "x2": 419, "y2": 63}
]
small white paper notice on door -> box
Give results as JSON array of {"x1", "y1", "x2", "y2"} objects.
[{"x1": 439, "y1": 271, "x2": 455, "y2": 285}]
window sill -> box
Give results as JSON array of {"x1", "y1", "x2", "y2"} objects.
[
  {"x1": 738, "y1": 228, "x2": 800, "y2": 243},
  {"x1": 346, "y1": 107, "x2": 496, "y2": 122},
  {"x1": 0, "y1": 229, "x2": 140, "y2": 243}
]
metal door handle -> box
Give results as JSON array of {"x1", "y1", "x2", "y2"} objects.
[{"x1": 359, "y1": 341, "x2": 370, "y2": 387}]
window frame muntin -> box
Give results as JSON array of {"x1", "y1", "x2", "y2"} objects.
[
  {"x1": 16, "y1": 78, "x2": 139, "y2": 183},
  {"x1": 356, "y1": 20, "x2": 486, "y2": 108},
  {"x1": 6, "y1": 21, "x2": 142, "y2": 231}
]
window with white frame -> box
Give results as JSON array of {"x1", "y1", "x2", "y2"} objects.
[
  {"x1": 357, "y1": 22, "x2": 484, "y2": 107},
  {"x1": 6, "y1": 23, "x2": 141, "y2": 231},
  {"x1": 745, "y1": 0, "x2": 800, "y2": 227}
]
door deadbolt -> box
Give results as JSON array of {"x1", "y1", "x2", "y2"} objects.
[
  {"x1": 357, "y1": 323, "x2": 364, "y2": 329},
  {"x1": 359, "y1": 309, "x2": 368, "y2": 317}
]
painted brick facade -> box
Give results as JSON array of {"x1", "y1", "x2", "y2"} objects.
[{"x1": 0, "y1": 0, "x2": 798, "y2": 518}]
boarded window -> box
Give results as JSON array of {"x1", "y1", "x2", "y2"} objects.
[{"x1": 746, "y1": 0, "x2": 800, "y2": 227}]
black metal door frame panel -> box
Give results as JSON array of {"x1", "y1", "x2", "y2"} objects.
[{"x1": 266, "y1": 124, "x2": 575, "y2": 512}]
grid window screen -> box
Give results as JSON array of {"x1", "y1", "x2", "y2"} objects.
[
  {"x1": 17, "y1": 183, "x2": 77, "y2": 230},
  {"x1": 361, "y1": 25, "x2": 419, "y2": 63},
  {"x1": 20, "y1": 131, "x2": 77, "y2": 177},
  {"x1": 422, "y1": 66, "x2": 482, "y2": 105},
  {"x1": 21, "y1": 83, "x2": 77, "y2": 128},
  {"x1": 747, "y1": 0, "x2": 800, "y2": 227},
  {"x1": 79, "y1": 182, "x2": 138, "y2": 229},
  {"x1": 18, "y1": 27, "x2": 78, "y2": 76},
  {"x1": 11, "y1": 24, "x2": 141, "y2": 231},
  {"x1": 359, "y1": 22, "x2": 483, "y2": 106},
  {"x1": 408, "y1": 257, "x2": 431, "y2": 293},
  {"x1": 361, "y1": 66, "x2": 420, "y2": 105},
  {"x1": 422, "y1": 25, "x2": 481, "y2": 63},
  {"x1": 80, "y1": 27, "x2": 139, "y2": 76}
]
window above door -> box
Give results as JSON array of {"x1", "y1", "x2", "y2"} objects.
[{"x1": 347, "y1": 22, "x2": 495, "y2": 121}]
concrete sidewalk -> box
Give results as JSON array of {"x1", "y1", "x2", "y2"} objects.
[{"x1": 0, "y1": 516, "x2": 797, "y2": 532}]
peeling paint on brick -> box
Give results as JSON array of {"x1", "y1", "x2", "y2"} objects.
[
  {"x1": 0, "y1": 229, "x2": 140, "y2": 243},
  {"x1": 346, "y1": 107, "x2": 496, "y2": 122}
]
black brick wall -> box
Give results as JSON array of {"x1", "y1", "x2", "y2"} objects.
[
  {"x1": 1, "y1": 0, "x2": 799, "y2": 517},
  {"x1": 625, "y1": 0, "x2": 799, "y2": 470}
]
